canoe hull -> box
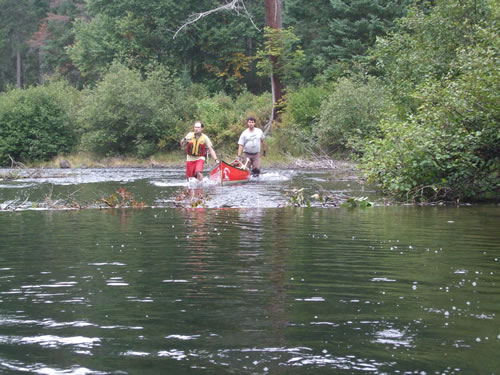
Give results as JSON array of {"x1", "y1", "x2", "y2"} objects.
[{"x1": 209, "y1": 160, "x2": 250, "y2": 185}]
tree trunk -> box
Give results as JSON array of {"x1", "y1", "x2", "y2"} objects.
[
  {"x1": 264, "y1": 0, "x2": 283, "y2": 134},
  {"x1": 16, "y1": 50, "x2": 21, "y2": 88},
  {"x1": 39, "y1": 47, "x2": 45, "y2": 84},
  {"x1": 174, "y1": 0, "x2": 284, "y2": 134}
]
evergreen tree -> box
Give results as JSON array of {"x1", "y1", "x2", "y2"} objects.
[
  {"x1": 0, "y1": 0, "x2": 49, "y2": 89},
  {"x1": 284, "y1": 0, "x2": 409, "y2": 80},
  {"x1": 68, "y1": 0, "x2": 266, "y2": 93},
  {"x1": 35, "y1": 0, "x2": 87, "y2": 86}
]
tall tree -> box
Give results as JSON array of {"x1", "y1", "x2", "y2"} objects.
[
  {"x1": 264, "y1": 0, "x2": 283, "y2": 129},
  {"x1": 284, "y1": 0, "x2": 409, "y2": 80},
  {"x1": 174, "y1": 0, "x2": 284, "y2": 129},
  {"x1": 69, "y1": 0, "x2": 265, "y2": 92},
  {"x1": 29, "y1": 0, "x2": 87, "y2": 86},
  {"x1": 0, "y1": 0, "x2": 48, "y2": 89}
]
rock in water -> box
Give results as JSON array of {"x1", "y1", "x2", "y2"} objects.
[{"x1": 59, "y1": 159, "x2": 71, "y2": 169}]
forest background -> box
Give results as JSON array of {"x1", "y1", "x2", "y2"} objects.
[{"x1": 0, "y1": 0, "x2": 498, "y2": 202}]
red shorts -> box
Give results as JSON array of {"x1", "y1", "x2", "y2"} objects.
[{"x1": 186, "y1": 159, "x2": 205, "y2": 178}]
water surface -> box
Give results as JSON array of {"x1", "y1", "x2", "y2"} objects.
[
  {"x1": 1, "y1": 168, "x2": 499, "y2": 374},
  {"x1": 0, "y1": 166, "x2": 364, "y2": 209}
]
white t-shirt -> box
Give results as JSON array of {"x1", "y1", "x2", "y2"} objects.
[{"x1": 238, "y1": 128, "x2": 264, "y2": 154}]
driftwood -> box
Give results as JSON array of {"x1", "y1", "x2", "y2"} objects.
[{"x1": 9, "y1": 155, "x2": 26, "y2": 169}]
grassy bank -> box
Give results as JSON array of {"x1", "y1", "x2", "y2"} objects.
[{"x1": 27, "y1": 149, "x2": 354, "y2": 172}]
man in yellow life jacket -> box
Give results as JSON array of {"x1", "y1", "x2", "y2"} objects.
[{"x1": 180, "y1": 121, "x2": 219, "y2": 181}]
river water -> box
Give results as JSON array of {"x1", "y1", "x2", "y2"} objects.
[{"x1": 1, "y1": 167, "x2": 499, "y2": 374}]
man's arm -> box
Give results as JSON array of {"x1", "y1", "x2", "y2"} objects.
[
  {"x1": 180, "y1": 134, "x2": 188, "y2": 147},
  {"x1": 261, "y1": 139, "x2": 266, "y2": 156},
  {"x1": 237, "y1": 144, "x2": 243, "y2": 158},
  {"x1": 208, "y1": 146, "x2": 219, "y2": 163}
]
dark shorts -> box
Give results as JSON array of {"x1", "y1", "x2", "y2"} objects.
[{"x1": 243, "y1": 152, "x2": 261, "y2": 170}]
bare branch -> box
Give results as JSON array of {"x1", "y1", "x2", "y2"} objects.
[
  {"x1": 8, "y1": 154, "x2": 26, "y2": 169},
  {"x1": 173, "y1": 0, "x2": 259, "y2": 39},
  {"x1": 239, "y1": 0, "x2": 260, "y2": 32}
]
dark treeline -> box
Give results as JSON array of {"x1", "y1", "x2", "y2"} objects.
[{"x1": 0, "y1": 0, "x2": 498, "y2": 202}]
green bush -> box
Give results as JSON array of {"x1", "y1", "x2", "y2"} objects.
[
  {"x1": 78, "y1": 62, "x2": 272, "y2": 158},
  {"x1": 281, "y1": 84, "x2": 329, "y2": 133},
  {"x1": 361, "y1": 115, "x2": 498, "y2": 202},
  {"x1": 196, "y1": 93, "x2": 236, "y2": 140},
  {"x1": 360, "y1": 0, "x2": 499, "y2": 202},
  {"x1": 313, "y1": 76, "x2": 394, "y2": 152},
  {"x1": 371, "y1": 0, "x2": 493, "y2": 112},
  {"x1": 195, "y1": 90, "x2": 271, "y2": 149},
  {"x1": 78, "y1": 62, "x2": 195, "y2": 158},
  {"x1": 0, "y1": 81, "x2": 79, "y2": 165}
]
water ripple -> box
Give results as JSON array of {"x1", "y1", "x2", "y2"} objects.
[
  {"x1": 0, "y1": 361, "x2": 106, "y2": 375},
  {"x1": 0, "y1": 335, "x2": 100, "y2": 349}
]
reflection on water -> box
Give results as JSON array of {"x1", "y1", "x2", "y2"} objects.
[{"x1": 1, "y1": 205, "x2": 499, "y2": 373}]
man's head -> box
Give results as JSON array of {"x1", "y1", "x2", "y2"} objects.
[
  {"x1": 247, "y1": 117, "x2": 256, "y2": 129},
  {"x1": 194, "y1": 121, "x2": 204, "y2": 134}
]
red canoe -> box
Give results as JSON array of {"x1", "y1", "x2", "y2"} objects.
[{"x1": 209, "y1": 160, "x2": 250, "y2": 185}]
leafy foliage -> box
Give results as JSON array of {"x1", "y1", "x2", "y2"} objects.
[
  {"x1": 255, "y1": 26, "x2": 305, "y2": 86},
  {"x1": 98, "y1": 187, "x2": 146, "y2": 208},
  {"x1": 280, "y1": 84, "x2": 329, "y2": 133},
  {"x1": 68, "y1": 0, "x2": 267, "y2": 92},
  {"x1": 314, "y1": 75, "x2": 395, "y2": 152},
  {"x1": 284, "y1": 0, "x2": 409, "y2": 81},
  {"x1": 30, "y1": 2, "x2": 85, "y2": 87},
  {"x1": 361, "y1": 0, "x2": 500, "y2": 201},
  {"x1": 78, "y1": 62, "x2": 194, "y2": 158},
  {"x1": 196, "y1": 90, "x2": 271, "y2": 148},
  {"x1": 1, "y1": 0, "x2": 408, "y2": 94},
  {"x1": 371, "y1": 0, "x2": 493, "y2": 111},
  {"x1": 285, "y1": 188, "x2": 310, "y2": 207},
  {"x1": 0, "y1": 0, "x2": 49, "y2": 89},
  {"x1": 0, "y1": 80, "x2": 79, "y2": 165},
  {"x1": 341, "y1": 196, "x2": 373, "y2": 208}
]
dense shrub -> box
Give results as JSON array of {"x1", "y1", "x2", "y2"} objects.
[
  {"x1": 195, "y1": 90, "x2": 271, "y2": 149},
  {"x1": 0, "y1": 81, "x2": 79, "y2": 165},
  {"x1": 313, "y1": 76, "x2": 394, "y2": 152},
  {"x1": 372, "y1": 0, "x2": 493, "y2": 112},
  {"x1": 361, "y1": 14, "x2": 500, "y2": 201},
  {"x1": 280, "y1": 85, "x2": 329, "y2": 133},
  {"x1": 78, "y1": 62, "x2": 196, "y2": 158}
]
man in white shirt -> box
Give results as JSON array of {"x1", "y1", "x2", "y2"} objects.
[{"x1": 237, "y1": 117, "x2": 266, "y2": 177}]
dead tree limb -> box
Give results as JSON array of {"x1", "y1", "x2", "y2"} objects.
[
  {"x1": 8, "y1": 154, "x2": 27, "y2": 169},
  {"x1": 173, "y1": 0, "x2": 259, "y2": 39},
  {"x1": 174, "y1": 0, "x2": 283, "y2": 135}
]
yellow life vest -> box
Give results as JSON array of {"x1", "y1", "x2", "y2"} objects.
[{"x1": 186, "y1": 133, "x2": 207, "y2": 156}]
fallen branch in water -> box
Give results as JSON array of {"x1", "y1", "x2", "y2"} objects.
[
  {"x1": 1, "y1": 155, "x2": 43, "y2": 180},
  {"x1": 41, "y1": 186, "x2": 84, "y2": 210},
  {"x1": 289, "y1": 158, "x2": 355, "y2": 170},
  {"x1": 172, "y1": 188, "x2": 210, "y2": 208},
  {"x1": 97, "y1": 187, "x2": 146, "y2": 209},
  {"x1": 0, "y1": 195, "x2": 31, "y2": 211}
]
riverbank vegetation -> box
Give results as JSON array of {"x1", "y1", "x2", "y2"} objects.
[{"x1": 0, "y1": 0, "x2": 498, "y2": 202}]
